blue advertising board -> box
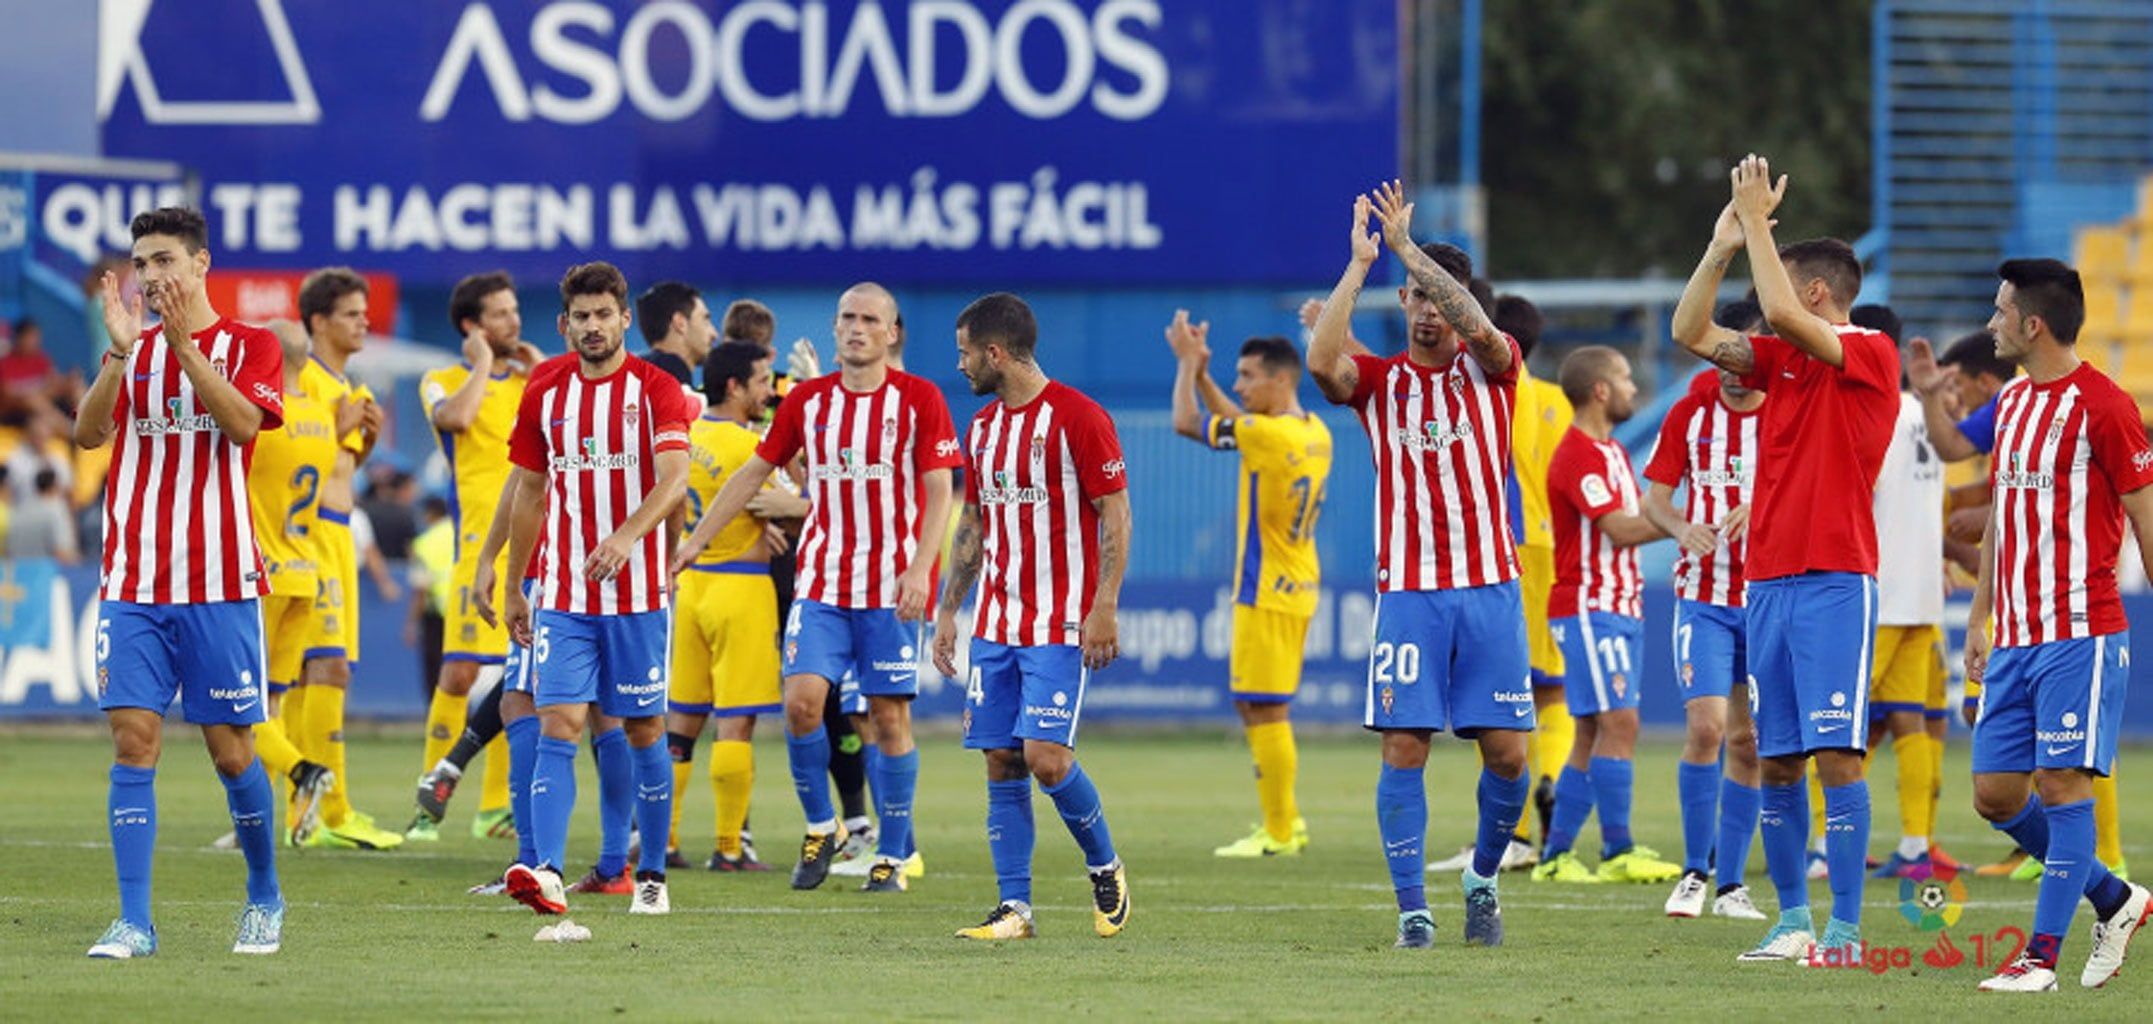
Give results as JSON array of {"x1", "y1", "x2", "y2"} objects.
[{"x1": 95, "y1": 0, "x2": 1398, "y2": 286}]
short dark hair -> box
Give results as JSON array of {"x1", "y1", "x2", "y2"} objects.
[
  {"x1": 1557, "y1": 345, "x2": 1627, "y2": 407},
  {"x1": 1418, "y1": 243, "x2": 1474, "y2": 286},
  {"x1": 1468, "y1": 276, "x2": 1495, "y2": 315},
  {"x1": 722, "y1": 299, "x2": 775, "y2": 345},
  {"x1": 129, "y1": 206, "x2": 208, "y2": 253},
  {"x1": 1492, "y1": 294, "x2": 1544, "y2": 358},
  {"x1": 421, "y1": 495, "x2": 449, "y2": 519},
  {"x1": 1940, "y1": 330, "x2": 2015, "y2": 381},
  {"x1": 1849, "y1": 303, "x2": 1902, "y2": 344},
  {"x1": 955, "y1": 292, "x2": 1037, "y2": 360},
  {"x1": 1714, "y1": 299, "x2": 1764, "y2": 333},
  {"x1": 702, "y1": 340, "x2": 770, "y2": 406},
  {"x1": 1777, "y1": 237, "x2": 1862, "y2": 309},
  {"x1": 11, "y1": 316, "x2": 37, "y2": 338},
  {"x1": 1238, "y1": 336, "x2": 1301, "y2": 376},
  {"x1": 1999, "y1": 258, "x2": 2086, "y2": 344},
  {"x1": 298, "y1": 267, "x2": 368, "y2": 332},
  {"x1": 449, "y1": 271, "x2": 515, "y2": 334},
  {"x1": 560, "y1": 262, "x2": 629, "y2": 313},
  {"x1": 634, "y1": 281, "x2": 700, "y2": 344}
]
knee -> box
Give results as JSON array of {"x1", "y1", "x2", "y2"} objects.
[
  {"x1": 1480, "y1": 739, "x2": 1529, "y2": 779},
  {"x1": 984, "y1": 749, "x2": 1028, "y2": 783},
  {"x1": 111, "y1": 728, "x2": 159, "y2": 767},
  {"x1": 1686, "y1": 720, "x2": 1726, "y2": 757},
  {"x1": 2032, "y1": 769, "x2": 2093, "y2": 808},
  {"x1": 1025, "y1": 748, "x2": 1073, "y2": 788},
  {"x1": 782, "y1": 694, "x2": 823, "y2": 734},
  {"x1": 1759, "y1": 756, "x2": 1803, "y2": 787},
  {"x1": 1972, "y1": 785, "x2": 2026, "y2": 823},
  {"x1": 1725, "y1": 727, "x2": 1758, "y2": 767},
  {"x1": 438, "y1": 663, "x2": 476, "y2": 697}
]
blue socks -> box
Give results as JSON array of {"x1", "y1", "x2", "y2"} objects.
[
  {"x1": 109, "y1": 764, "x2": 156, "y2": 929},
  {"x1": 986, "y1": 778, "x2": 1035, "y2": 905},
  {"x1": 1545, "y1": 765, "x2": 1594, "y2": 858},
  {"x1": 1590, "y1": 756, "x2": 1635, "y2": 858},
  {"x1": 1043, "y1": 762, "x2": 1117, "y2": 870},
  {"x1": 1473, "y1": 768, "x2": 1528, "y2": 878},
  {"x1": 1376, "y1": 764, "x2": 1427, "y2": 912},
  {"x1": 2032, "y1": 799, "x2": 2097, "y2": 966},
  {"x1": 1821, "y1": 781, "x2": 1870, "y2": 926},
  {"x1": 505, "y1": 716, "x2": 540, "y2": 867},
  {"x1": 591, "y1": 727, "x2": 631, "y2": 877},
  {"x1": 787, "y1": 727, "x2": 837, "y2": 828},
  {"x1": 874, "y1": 749, "x2": 919, "y2": 862},
  {"x1": 1677, "y1": 760, "x2": 1719, "y2": 873},
  {"x1": 1760, "y1": 782, "x2": 1810, "y2": 914},
  {"x1": 220, "y1": 759, "x2": 281, "y2": 907},
  {"x1": 531, "y1": 735, "x2": 578, "y2": 871},
  {"x1": 1716, "y1": 779, "x2": 1761, "y2": 889},
  {"x1": 630, "y1": 739, "x2": 672, "y2": 875}
]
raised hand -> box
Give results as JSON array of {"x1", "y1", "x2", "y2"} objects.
[
  {"x1": 1298, "y1": 298, "x2": 1324, "y2": 332},
  {"x1": 1350, "y1": 193, "x2": 1382, "y2": 267},
  {"x1": 1711, "y1": 201, "x2": 1746, "y2": 252},
  {"x1": 1164, "y1": 309, "x2": 1210, "y2": 362},
  {"x1": 460, "y1": 332, "x2": 493, "y2": 368},
  {"x1": 1370, "y1": 181, "x2": 1415, "y2": 256},
  {"x1": 510, "y1": 341, "x2": 547, "y2": 372},
  {"x1": 1906, "y1": 336, "x2": 1950, "y2": 398},
  {"x1": 99, "y1": 271, "x2": 146, "y2": 359},
  {"x1": 1730, "y1": 154, "x2": 1788, "y2": 226}
]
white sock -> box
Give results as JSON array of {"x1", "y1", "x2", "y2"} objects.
[{"x1": 1897, "y1": 835, "x2": 1929, "y2": 859}]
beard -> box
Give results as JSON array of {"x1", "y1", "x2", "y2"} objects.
[
  {"x1": 966, "y1": 366, "x2": 1001, "y2": 395},
  {"x1": 576, "y1": 334, "x2": 622, "y2": 366}
]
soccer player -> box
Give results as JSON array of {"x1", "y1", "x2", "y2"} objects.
[
  {"x1": 673, "y1": 282, "x2": 958, "y2": 894},
  {"x1": 932, "y1": 291, "x2": 1132, "y2": 940},
  {"x1": 1671, "y1": 155, "x2": 1900, "y2": 963},
  {"x1": 500, "y1": 262, "x2": 694, "y2": 934},
  {"x1": 408, "y1": 271, "x2": 550, "y2": 842},
  {"x1": 1963, "y1": 259, "x2": 2153, "y2": 991},
  {"x1": 1532, "y1": 347, "x2": 1682, "y2": 887},
  {"x1": 79, "y1": 206, "x2": 288, "y2": 958},
  {"x1": 1164, "y1": 311, "x2": 1331, "y2": 858},
  {"x1": 1861, "y1": 305, "x2": 1948, "y2": 881},
  {"x1": 1642, "y1": 363, "x2": 1767, "y2": 919},
  {"x1": 289, "y1": 268, "x2": 403, "y2": 851},
  {"x1": 636, "y1": 281, "x2": 718, "y2": 388},
  {"x1": 665, "y1": 340, "x2": 783, "y2": 871},
  {"x1": 1309, "y1": 186, "x2": 1532, "y2": 950}
]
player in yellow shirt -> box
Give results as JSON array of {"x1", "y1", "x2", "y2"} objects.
[
  {"x1": 242, "y1": 321, "x2": 339, "y2": 844},
  {"x1": 1167, "y1": 311, "x2": 1332, "y2": 857},
  {"x1": 289, "y1": 267, "x2": 404, "y2": 850},
  {"x1": 405, "y1": 270, "x2": 546, "y2": 842},
  {"x1": 665, "y1": 341, "x2": 784, "y2": 870},
  {"x1": 1499, "y1": 297, "x2": 1574, "y2": 862}
]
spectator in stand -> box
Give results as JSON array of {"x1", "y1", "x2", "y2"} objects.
[
  {"x1": 8, "y1": 466, "x2": 79, "y2": 564},
  {"x1": 361, "y1": 470, "x2": 421, "y2": 560},
  {"x1": 407, "y1": 494, "x2": 454, "y2": 703}
]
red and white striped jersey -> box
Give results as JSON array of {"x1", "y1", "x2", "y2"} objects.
[
  {"x1": 101, "y1": 317, "x2": 285, "y2": 604},
  {"x1": 508, "y1": 354, "x2": 693, "y2": 616},
  {"x1": 757, "y1": 370, "x2": 961, "y2": 609},
  {"x1": 1341, "y1": 341, "x2": 1521, "y2": 592},
  {"x1": 1547, "y1": 427, "x2": 1645, "y2": 619},
  {"x1": 1642, "y1": 373, "x2": 1761, "y2": 607},
  {"x1": 965, "y1": 381, "x2": 1127, "y2": 647},
  {"x1": 1988, "y1": 364, "x2": 2153, "y2": 647}
]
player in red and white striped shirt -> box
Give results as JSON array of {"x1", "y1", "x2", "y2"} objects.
[
  {"x1": 499, "y1": 262, "x2": 693, "y2": 931},
  {"x1": 1534, "y1": 348, "x2": 1680, "y2": 888},
  {"x1": 1963, "y1": 259, "x2": 2153, "y2": 992},
  {"x1": 932, "y1": 291, "x2": 1131, "y2": 941},
  {"x1": 77, "y1": 206, "x2": 289, "y2": 959},
  {"x1": 1306, "y1": 185, "x2": 1531, "y2": 949},
  {"x1": 1640, "y1": 362, "x2": 1768, "y2": 919},
  {"x1": 675, "y1": 283, "x2": 957, "y2": 894}
]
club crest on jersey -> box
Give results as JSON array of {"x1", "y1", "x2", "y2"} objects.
[
  {"x1": 623, "y1": 401, "x2": 640, "y2": 428},
  {"x1": 1380, "y1": 684, "x2": 1396, "y2": 717},
  {"x1": 212, "y1": 357, "x2": 228, "y2": 379},
  {"x1": 884, "y1": 416, "x2": 899, "y2": 441}
]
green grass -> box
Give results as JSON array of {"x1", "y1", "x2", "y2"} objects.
[{"x1": 1, "y1": 727, "x2": 2148, "y2": 1020}]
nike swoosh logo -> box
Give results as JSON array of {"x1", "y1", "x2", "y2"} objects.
[
  {"x1": 638, "y1": 786, "x2": 668, "y2": 797},
  {"x1": 1815, "y1": 724, "x2": 1845, "y2": 733},
  {"x1": 232, "y1": 701, "x2": 259, "y2": 714},
  {"x1": 2047, "y1": 745, "x2": 2080, "y2": 757},
  {"x1": 888, "y1": 674, "x2": 916, "y2": 683},
  {"x1": 637, "y1": 695, "x2": 661, "y2": 706},
  {"x1": 1513, "y1": 706, "x2": 1531, "y2": 717}
]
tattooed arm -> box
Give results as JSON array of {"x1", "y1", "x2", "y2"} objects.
[
  {"x1": 930, "y1": 501, "x2": 985, "y2": 678},
  {"x1": 1370, "y1": 180, "x2": 1510, "y2": 375},
  {"x1": 1310, "y1": 195, "x2": 1381, "y2": 404},
  {"x1": 1081, "y1": 490, "x2": 1132, "y2": 671},
  {"x1": 1672, "y1": 203, "x2": 1755, "y2": 375}
]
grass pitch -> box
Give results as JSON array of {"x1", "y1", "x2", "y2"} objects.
[{"x1": 1, "y1": 727, "x2": 2148, "y2": 1020}]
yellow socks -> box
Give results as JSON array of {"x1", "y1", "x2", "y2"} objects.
[
  {"x1": 2096, "y1": 771, "x2": 2123, "y2": 866},
  {"x1": 712, "y1": 739, "x2": 754, "y2": 857},
  {"x1": 281, "y1": 686, "x2": 309, "y2": 755},
  {"x1": 253, "y1": 716, "x2": 306, "y2": 780},
  {"x1": 422, "y1": 689, "x2": 468, "y2": 771},
  {"x1": 1927, "y1": 731, "x2": 1945, "y2": 845},
  {"x1": 1808, "y1": 766, "x2": 1826, "y2": 843},
  {"x1": 304, "y1": 685, "x2": 352, "y2": 826},
  {"x1": 670, "y1": 757, "x2": 693, "y2": 853},
  {"x1": 479, "y1": 735, "x2": 511, "y2": 813},
  {"x1": 1893, "y1": 732, "x2": 1934, "y2": 841},
  {"x1": 1527, "y1": 697, "x2": 1573, "y2": 841},
  {"x1": 1246, "y1": 720, "x2": 1299, "y2": 843}
]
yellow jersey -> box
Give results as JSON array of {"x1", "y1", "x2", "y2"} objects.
[
  {"x1": 685, "y1": 414, "x2": 768, "y2": 566},
  {"x1": 301, "y1": 358, "x2": 373, "y2": 508},
  {"x1": 419, "y1": 363, "x2": 527, "y2": 568},
  {"x1": 247, "y1": 372, "x2": 342, "y2": 598},
  {"x1": 1205, "y1": 411, "x2": 1331, "y2": 618},
  {"x1": 1511, "y1": 367, "x2": 1573, "y2": 550}
]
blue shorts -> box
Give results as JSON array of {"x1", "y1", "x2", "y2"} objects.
[
  {"x1": 1362, "y1": 583, "x2": 1534, "y2": 735},
  {"x1": 1674, "y1": 599, "x2": 1747, "y2": 703},
  {"x1": 1747, "y1": 573, "x2": 1876, "y2": 758},
  {"x1": 961, "y1": 639, "x2": 1088, "y2": 750},
  {"x1": 1554, "y1": 611, "x2": 1645, "y2": 717},
  {"x1": 532, "y1": 607, "x2": 671, "y2": 719},
  {"x1": 97, "y1": 599, "x2": 268, "y2": 727},
  {"x1": 783, "y1": 599, "x2": 920, "y2": 701},
  {"x1": 503, "y1": 580, "x2": 540, "y2": 696},
  {"x1": 836, "y1": 671, "x2": 866, "y2": 717},
  {"x1": 1972, "y1": 633, "x2": 2129, "y2": 777}
]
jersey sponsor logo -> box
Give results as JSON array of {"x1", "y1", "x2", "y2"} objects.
[
  {"x1": 550, "y1": 437, "x2": 640, "y2": 472},
  {"x1": 208, "y1": 685, "x2": 261, "y2": 702},
  {"x1": 1102, "y1": 458, "x2": 1126, "y2": 479},
  {"x1": 936, "y1": 437, "x2": 960, "y2": 459},
  {"x1": 252, "y1": 381, "x2": 281, "y2": 406},
  {"x1": 1392, "y1": 419, "x2": 1473, "y2": 453},
  {"x1": 135, "y1": 396, "x2": 218, "y2": 436},
  {"x1": 1692, "y1": 455, "x2": 1751, "y2": 488},
  {"x1": 810, "y1": 447, "x2": 894, "y2": 482},
  {"x1": 979, "y1": 470, "x2": 1049, "y2": 506},
  {"x1": 2136, "y1": 450, "x2": 2153, "y2": 473},
  {"x1": 1996, "y1": 450, "x2": 2055, "y2": 491}
]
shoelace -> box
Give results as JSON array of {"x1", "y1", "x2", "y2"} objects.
[
  {"x1": 1091, "y1": 870, "x2": 1120, "y2": 911},
  {"x1": 803, "y1": 835, "x2": 832, "y2": 862}
]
